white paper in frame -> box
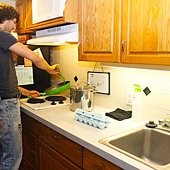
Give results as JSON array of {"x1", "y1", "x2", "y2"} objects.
[{"x1": 87, "y1": 71, "x2": 110, "y2": 95}]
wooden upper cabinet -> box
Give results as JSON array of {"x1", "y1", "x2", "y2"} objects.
[
  {"x1": 78, "y1": 0, "x2": 122, "y2": 62},
  {"x1": 24, "y1": 0, "x2": 32, "y2": 30},
  {"x1": 16, "y1": 0, "x2": 25, "y2": 34},
  {"x1": 16, "y1": 0, "x2": 78, "y2": 34},
  {"x1": 121, "y1": 0, "x2": 170, "y2": 65},
  {"x1": 16, "y1": 0, "x2": 32, "y2": 34}
]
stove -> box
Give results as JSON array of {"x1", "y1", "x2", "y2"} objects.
[{"x1": 21, "y1": 95, "x2": 70, "y2": 110}]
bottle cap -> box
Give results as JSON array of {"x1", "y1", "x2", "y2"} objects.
[{"x1": 133, "y1": 84, "x2": 142, "y2": 92}]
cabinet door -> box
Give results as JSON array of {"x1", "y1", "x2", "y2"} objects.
[
  {"x1": 83, "y1": 149, "x2": 122, "y2": 170},
  {"x1": 16, "y1": 0, "x2": 25, "y2": 34},
  {"x1": 16, "y1": 0, "x2": 32, "y2": 34},
  {"x1": 37, "y1": 122, "x2": 83, "y2": 168},
  {"x1": 24, "y1": 0, "x2": 32, "y2": 29},
  {"x1": 20, "y1": 112, "x2": 38, "y2": 170},
  {"x1": 121, "y1": 0, "x2": 170, "y2": 65},
  {"x1": 16, "y1": 0, "x2": 78, "y2": 33},
  {"x1": 38, "y1": 140, "x2": 81, "y2": 170},
  {"x1": 79, "y1": 0, "x2": 121, "y2": 62}
]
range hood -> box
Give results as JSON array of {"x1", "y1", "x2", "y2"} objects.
[{"x1": 27, "y1": 24, "x2": 78, "y2": 46}]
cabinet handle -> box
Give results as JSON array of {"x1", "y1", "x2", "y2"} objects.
[
  {"x1": 54, "y1": 135, "x2": 58, "y2": 138},
  {"x1": 52, "y1": 133, "x2": 59, "y2": 139},
  {"x1": 122, "y1": 41, "x2": 126, "y2": 54}
]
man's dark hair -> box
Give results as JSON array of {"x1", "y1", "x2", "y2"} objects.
[{"x1": 0, "y1": 3, "x2": 19, "y2": 23}]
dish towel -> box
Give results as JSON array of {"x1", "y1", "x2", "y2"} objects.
[{"x1": 105, "y1": 108, "x2": 132, "y2": 121}]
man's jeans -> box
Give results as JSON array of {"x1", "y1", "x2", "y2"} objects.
[{"x1": 0, "y1": 98, "x2": 22, "y2": 170}]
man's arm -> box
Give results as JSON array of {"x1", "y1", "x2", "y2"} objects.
[{"x1": 9, "y1": 42, "x2": 60, "y2": 75}]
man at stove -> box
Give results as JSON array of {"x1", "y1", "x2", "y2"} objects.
[{"x1": 0, "y1": 3, "x2": 61, "y2": 170}]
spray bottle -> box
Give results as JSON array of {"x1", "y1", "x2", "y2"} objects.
[{"x1": 132, "y1": 84, "x2": 143, "y2": 120}]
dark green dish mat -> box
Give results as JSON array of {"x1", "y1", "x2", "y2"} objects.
[{"x1": 105, "y1": 108, "x2": 132, "y2": 121}]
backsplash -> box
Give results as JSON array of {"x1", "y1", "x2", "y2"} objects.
[{"x1": 51, "y1": 45, "x2": 170, "y2": 120}]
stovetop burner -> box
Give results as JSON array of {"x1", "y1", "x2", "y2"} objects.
[
  {"x1": 45, "y1": 96, "x2": 66, "y2": 102},
  {"x1": 27, "y1": 98, "x2": 46, "y2": 104},
  {"x1": 45, "y1": 96, "x2": 66, "y2": 105},
  {"x1": 21, "y1": 95, "x2": 70, "y2": 110}
]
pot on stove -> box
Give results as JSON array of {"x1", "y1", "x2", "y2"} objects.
[{"x1": 70, "y1": 84, "x2": 95, "y2": 112}]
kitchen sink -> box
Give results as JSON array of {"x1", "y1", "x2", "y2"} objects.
[{"x1": 99, "y1": 127, "x2": 170, "y2": 169}]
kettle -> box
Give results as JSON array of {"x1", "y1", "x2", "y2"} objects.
[{"x1": 70, "y1": 84, "x2": 94, "y2": 112}]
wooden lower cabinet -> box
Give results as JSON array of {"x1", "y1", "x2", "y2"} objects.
[
  {"x1": 20, "y1": 112, "x2": 82, "y2": 170},
  {"x1": 38, "y1": 140, "x2": 81, "y2": 170},
  {"x1": 20, "y1": 112, "x2": 123, "y2": 170},
  {"x1": 83, "y1": 149, "x2": 123, "y2": 170},
  {"x1": 19, "y1": 112, "x2": 38, "y2": 170},
  {"x1": 37, "y1": 122, "x2": 83, "y2": 169}
]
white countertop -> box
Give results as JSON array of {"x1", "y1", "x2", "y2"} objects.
[{"x1": 21, "y1": 103, "x2": 155, "y2": 170}]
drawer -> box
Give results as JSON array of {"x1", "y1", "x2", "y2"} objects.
[{"x1": 37, "y1": 122, "x2": 83, "y2": 168}]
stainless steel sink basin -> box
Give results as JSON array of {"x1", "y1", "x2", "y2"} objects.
[{"x1": 99, "y1": 127, "x2": 170, "y2": 169}]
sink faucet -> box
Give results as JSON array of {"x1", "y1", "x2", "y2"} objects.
[
  {"x1": 159, "y1": 118, "x2": 170, "y2": 128},
  {"x1": 145, "y1": 120, "x2": 170, "y2": 133}
]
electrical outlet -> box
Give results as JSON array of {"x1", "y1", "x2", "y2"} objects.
[
  {"x1": 126, "y1": 91, "x2": 135, "y2": 105},
  {"x1": 87, "y1": 72, "x2": 110, "y2": 95}
]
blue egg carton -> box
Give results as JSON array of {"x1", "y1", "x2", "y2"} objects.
[{"x1": 75, "y1": 109, "x2": 111, "y2": 129}]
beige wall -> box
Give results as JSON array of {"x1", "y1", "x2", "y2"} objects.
[{"x1": 51, "y1": 45, "x2": 170, "y2": 121}]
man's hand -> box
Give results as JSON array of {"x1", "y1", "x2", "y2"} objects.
[
  {"x1": 48, "y1": 64, "x2": 61, "y2": 75},
  {"x1": 18, "y1": 87, "x2": 40, "y2": 98},
  {"x1": 49, "y1": 64, "x2": 61, "y2": 76},
  {"x1": 27, "y1": 90, "x2": 40, "y2": 98}
]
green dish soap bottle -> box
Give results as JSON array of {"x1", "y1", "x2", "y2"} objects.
[{"x1": 132, "y1": 84, "x2": 143, "y2": 120}]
